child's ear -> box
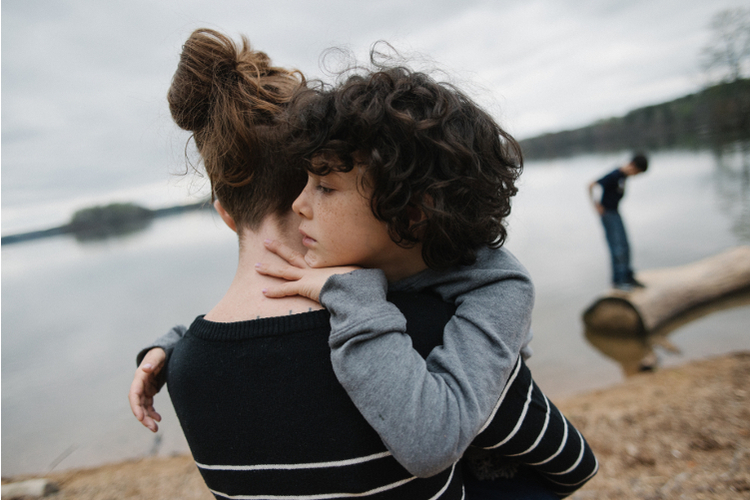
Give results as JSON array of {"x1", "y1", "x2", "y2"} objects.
[
  {"x1": 406, "y1": 205, "x2": 426, "y2": 225},
  {"x1": 407, "y1": 195, "x2": 432, "y2": 234},
  {"x1": 214, "y1": 199, "x2": 237, "y2": 233},
  {"x1": 409, "y1": 194, "x2": 434, "y2": 224}
]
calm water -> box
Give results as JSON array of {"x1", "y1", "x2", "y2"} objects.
[{"x1": 2, "y1": 149, "x2": 749, "y2": 476}]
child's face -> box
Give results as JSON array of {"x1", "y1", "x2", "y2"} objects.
[{"x1": 292, "y1": 168, "x2": 425, "y2": 279}]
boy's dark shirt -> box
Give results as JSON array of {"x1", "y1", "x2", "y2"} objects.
[{"x1": 597, "y1": 168, "x2": 627, "y2": 211}]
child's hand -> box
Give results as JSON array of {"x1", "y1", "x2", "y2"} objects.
[
  {"x1": 256, "y1": 239, "x2": 359, "y2": 302},
  {"x1": 128, "y1": 348, "x2": 166, "y2": 433}
]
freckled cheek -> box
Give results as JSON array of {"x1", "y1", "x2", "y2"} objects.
[{"x1": 313, "y1": 198, "x2": 349, "y2": 251}]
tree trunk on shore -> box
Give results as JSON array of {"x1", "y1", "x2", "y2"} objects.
[{"x1": 583, "y1": 246, "x2": 750, "y2": 336}]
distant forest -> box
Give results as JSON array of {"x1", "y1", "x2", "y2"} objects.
[{"x1": 519, "y1": 78, "x2": 750, "y2": 159}]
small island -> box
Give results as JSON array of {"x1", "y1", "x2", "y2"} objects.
[{"x1": 1, "y1": 200, "x2": 211, "y2": 246}]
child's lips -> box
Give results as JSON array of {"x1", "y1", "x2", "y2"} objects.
[{"x1": 299, "y1": 229, "x2": 316, "y2": 247}]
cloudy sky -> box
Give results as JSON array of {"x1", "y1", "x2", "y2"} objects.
[{"x1": 2, "y1": 0, "x2": 747, "y2": 232}]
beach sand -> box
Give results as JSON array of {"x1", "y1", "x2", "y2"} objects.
[{"x1": 3, "y1": 352, "x2": 749, "y2": 499}]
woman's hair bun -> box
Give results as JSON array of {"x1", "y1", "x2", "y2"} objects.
[{"x1": 167, "y1": 28, "x2": 302, "y2": 132}]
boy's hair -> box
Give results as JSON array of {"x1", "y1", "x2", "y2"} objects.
[
  {"x1": 631, "y1": 153, "x2": 649, "y2": 172},
  {"x1": 288, "y1": 66, "x2": 523, "y2": 270}
]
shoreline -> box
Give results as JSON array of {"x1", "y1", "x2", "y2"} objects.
[{"x1": 3, "y1": 351, "x2": 749, "y2": 499}]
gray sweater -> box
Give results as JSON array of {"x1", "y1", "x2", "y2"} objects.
[
  {"x1": 320, "y1": 246, "x2": 534, "y2": 477},
  {"x1": 140, "y1": 246, "x2": 534, "y2": 478}
]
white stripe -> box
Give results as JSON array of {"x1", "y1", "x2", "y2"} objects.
[
  {"x1": 196, "y1": 451, "x2": 392, "y2": 471},
  {"x1": 477, "y1": 356, "x2": 523, "y2": 434},
  {"x1": 208, "y1": 476, "x2": 415, "y2": 499},
  {"x1": 484, "y1": 379, "x2": 533, "y2": 449},
  {"x1": 548, "y1": 458, "x2": 599, "y2": 488},
  {"x1": 207, "y1": 463, "x2": 457, "y2": 500},
  {"x1": 505, "y1": 394, "x2": 551, "y2": 457},
  {"x1": 547, "y1": 430, "x2": 585, "y2": 475},
  {"x1": 427, "y1": 463, "x2": 456, "y2": 500},
  {"x1": 526, "y1": 406, "x2": 568, "y2": 466}
]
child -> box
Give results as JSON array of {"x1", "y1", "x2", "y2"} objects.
[
  {"x1": 588, "y1": 153, "x2": 649, "y2": 290},
  {"x1": 133, "y1": 60, "x2": 598, "y2": 498},
  {"x1": 256, "y1": 65, "x2": 598, "y2": 497}
]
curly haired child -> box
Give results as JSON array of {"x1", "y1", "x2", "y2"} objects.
[{"x1": 257, "y1": 64, "x2": 598, "y2": 498}]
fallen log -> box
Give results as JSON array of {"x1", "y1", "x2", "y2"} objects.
[
  {"x1": 583, "y1": 246, "x2": 750, "y2": 336},
  {"x1": 585, "y1": 289, "x2": 750, "y2": 375},
  {"x1": 1, "y1": 479, "x2": 58, "y2": 499}
]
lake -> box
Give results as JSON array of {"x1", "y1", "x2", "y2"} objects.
[{"x1": 2, "y1": 148, "x2": 749, "y2": 476}]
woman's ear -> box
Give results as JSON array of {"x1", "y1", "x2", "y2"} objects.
[{"x1": 214, "y1": 199, "x2": 237, "y2": 233}]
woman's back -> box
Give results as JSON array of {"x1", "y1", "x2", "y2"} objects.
[{"x1": 167, "y1": 294, "x2": 465, "y2": 499}]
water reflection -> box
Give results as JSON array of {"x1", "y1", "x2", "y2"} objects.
[
  {"x1": 584, "y1": 288, "x2": 750, "y2": 376},
  {"x1": 713, "y1": 141, "x2": 750, "y2": 241}
]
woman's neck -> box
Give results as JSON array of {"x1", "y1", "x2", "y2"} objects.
[{"x1": 204, "y1": 214, "x2": 323, "y2": 322}]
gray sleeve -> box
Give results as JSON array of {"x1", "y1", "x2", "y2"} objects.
[
  {"x1": 321, "y1": 249, "x2": 535, "y2": 478},
  {"x1": 135, "y1": 325, "x2": 187, "y2": 367}
]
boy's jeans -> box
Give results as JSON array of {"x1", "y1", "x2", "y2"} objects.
[{"x1": 601, "y1": 209, "x2": 633, "y2": 285}]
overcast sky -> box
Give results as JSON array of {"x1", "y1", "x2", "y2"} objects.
[{"x1": 2, "y1": 0, "x2": 747, "y2": 232}]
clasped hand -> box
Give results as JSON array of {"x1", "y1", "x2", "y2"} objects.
[
  {"x1": 128, "y1": 347, "x2": 166, "y2": 433},
  {"x1": 255, "y1": 239, "x2": 360, "y2": 303}
]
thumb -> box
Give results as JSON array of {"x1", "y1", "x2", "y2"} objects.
[{"x1": 141, "y1": 348, "x2": 166, "y2": 374}]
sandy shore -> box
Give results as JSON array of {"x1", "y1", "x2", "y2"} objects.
[{"x1": 3, "y1": 352, "x2": 749, "y2": 499}]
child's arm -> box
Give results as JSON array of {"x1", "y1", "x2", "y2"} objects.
[
  {"x1": 588, "y1": 181, "x2": 604, "y2": 215},
  {"x1": 319, "y1": 247, "x2": 534, "y2": 477},
  {"x1": 135, "y1": 325, "x2": 187, "y2": 367},
  {"x1": 259, "y1": 242, "x2": 599, "y2": 495},
  {"x1": 129, "y1": 325, "x2": 187, "y2": 431},
  {"x1": 325, "y1": 266, "x2": 598, "y2": 497}
]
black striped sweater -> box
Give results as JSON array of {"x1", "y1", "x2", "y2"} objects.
[
  {"x1": 166, "y1": 298, "x2": 465, "y2": 500},
  {"x1": 165, "y1": 293, "x2": 596, "y2": 499}
]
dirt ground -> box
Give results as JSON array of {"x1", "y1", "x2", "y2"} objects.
[{"x1": 3, "y1": 352, "x2": 749, "y2": 499}]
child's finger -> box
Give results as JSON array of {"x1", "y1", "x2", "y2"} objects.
[
  {"x1": 255, "y1": 262, "x2": 305, "y2": 281},
  {"x1": 264, "y1": 239, "x2": 308, "y2": 268},
  {"x1": 145, "y1": 406, "x2": 162, "y2": 423},
  {"x1": 262, "y1": 283, "x2": 303, "y2": 298},
  {"x1": 129, "y1": 377, "x2": 147, "y2": 420},
  {"x1": 142, "y1": 415, "x2": 159, "y2": 433}
]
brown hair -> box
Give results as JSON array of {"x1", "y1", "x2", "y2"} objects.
[
  {"x1": 288, "y1": 65, "x2": 523, "y2": 270},
  {"x1": 168, "y1": 28, "x2": 307, "y2": 230}
]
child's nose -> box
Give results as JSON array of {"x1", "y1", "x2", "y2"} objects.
[{"x1": 292, "y1": 185, "x2": 311, "y2": 219}]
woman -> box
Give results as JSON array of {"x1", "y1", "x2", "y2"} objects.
[{"x1": 131, "y1": 28, "x2": 464, "y2": 499}]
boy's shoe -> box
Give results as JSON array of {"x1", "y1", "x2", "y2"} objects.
[{"x1": 628, "y1": 278, "x2": 646, "y2": 288}]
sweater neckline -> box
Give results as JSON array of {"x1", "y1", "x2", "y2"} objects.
[{"x1": 187, "y1": 310, "x2": 330, "y2": 341}]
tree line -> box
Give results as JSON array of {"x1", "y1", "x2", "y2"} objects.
[{"x1": 519, "y1": 79, "x2": 750, "y2": 159}]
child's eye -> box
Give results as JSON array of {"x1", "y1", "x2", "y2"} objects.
[{"x1": 316, "y1": 185, "x2": 334, "y2": 194}]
